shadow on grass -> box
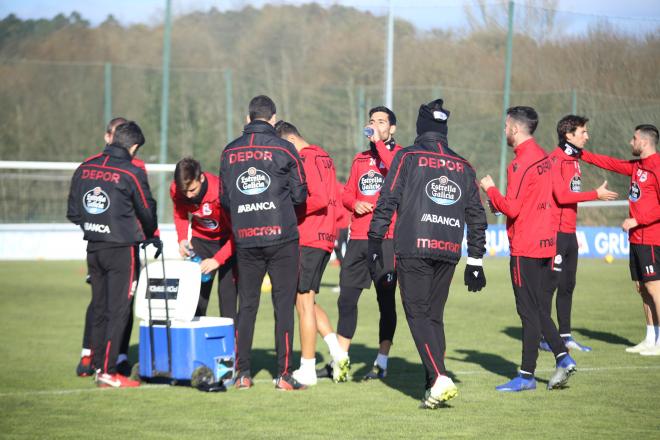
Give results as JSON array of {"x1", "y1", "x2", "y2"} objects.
[
  {"x1": 572, "y1": 327, "x2": 635, "y2": 347},
  {"x1": 501, "y1": 326, "x2": 522, "y2": 342},
  {"x1": 332, "y1": 343, "x2": 461, "y2": 404},
  {"x1": 127, "y1": 344, "x2": 282, "y2": 381},
  {"x1": 447, "y1": 349, "x2": 518, "y2": 380}
]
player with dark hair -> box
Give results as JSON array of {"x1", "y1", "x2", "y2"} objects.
[
  {"x1": 580, "y1": 124, "x2": 660, "y2": 356},
  {"x1": 480, "y1": 106, "x2": 577, "y2": 392},
  {"x1": 369, "y1": 98, "x2": 487, "y2": 408},
  {"x1": 325, "y1": 105, "x2": 401, "y2": 382},
  {"x1": 76, "y1": 116, "x2": 149, "y2": 377},
  {"x1": 170, "y1": 157, "x2": 236, "y2": 318},
  {"x1": 67, "y1": 121, "x2": 159, "y2": 388},
  {"x1": 220, "y1": 95, "x2": 309, "y2": 390},
  {"x1": 275, "y1": 121, "x2": 340, "y2": 386},
  {"x1": 540, "y1": 115, "x2": 617, "y2": 353}
]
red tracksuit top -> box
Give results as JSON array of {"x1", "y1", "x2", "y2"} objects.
[
  {"x1": 582, "y1": 150, "x2": 660, "y2": 246},
  {"x1": 487, "y1": 138, "x2": 557, "y2": 258},
  {"x1": 335, "y1": 182, "x2": 351, "y2": 231},
  {"x1": 170, "y1": 172, "x2": 234, "y2": 265},
  {"x1": 342, "y1": 140, "x2": 401, "y2": 240},
  {"x1": 297, "y1": 144, "x2": 338, "y2": 253},
  {"x1": 549, "y1": 146, "x2": 598, "y2": 233}
]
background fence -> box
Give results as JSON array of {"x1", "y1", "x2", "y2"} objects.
[{"x1": 0, "y1": 0, "x2": 658, "y2": 224}]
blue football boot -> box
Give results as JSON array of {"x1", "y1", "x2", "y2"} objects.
[{"x1": 496, "y1": 374, "x2": 537, "y2": 392}]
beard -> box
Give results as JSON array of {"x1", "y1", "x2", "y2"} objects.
[
  {"x1": 506, "y1": 133, "x2": 515, "y2": 147},
  {"x1": 631, "y1": 145, "x2": 642, "y2": 157}
]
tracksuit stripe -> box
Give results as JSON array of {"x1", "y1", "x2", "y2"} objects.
[
  {"x1": 104, "y1": 341, "x2": 111, "y2": 374},
  {"x1": 127, "y1": 248, "x2": 135, "y2": 299},
  {"x1": 424, "y1": 343, "x2": 440, "y2": 376},
  {"x1": 284, "y1": 331, "x2": 290, "y2": 375}
]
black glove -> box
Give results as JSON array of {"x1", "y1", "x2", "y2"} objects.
[
  {"x1": 141, "y1": 237, "x2": 163, "y2": 259},
  {"x1": 464, "y1": 258, "x2": 486, "y2": 292},
  {"x1": 367, "y1": 237, "x2": 384, "y2": 273}
]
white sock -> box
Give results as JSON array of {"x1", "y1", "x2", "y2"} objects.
[
  {"x1": 646, "y1": 325, "x2": 656, "y2": 344},
  {"x1": 81, "y1": 348, "x2": 91, "y2": 357},
  {"x1": 655, "y1": 326, "x2": 660, "y2": 344},
  {"x1": 323, "y1": 333, "x2": 342, "y2": 359},
  {"x1": 375, "y1": 353, "x2": 388, "y2": 370},
  {"x1": 300, "y1": 357, "x2": 316, "y2": 371},
  {"x1": 116, "y1": 353, "x2": 128, "y2": 364}
]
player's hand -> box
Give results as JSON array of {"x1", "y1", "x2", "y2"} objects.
[
  {"x1": 596, "y1": 180, "x2": 617, "y2": 201},
  {"x1": 142, "y1": 237, "x2": 163, "y2": 259},
  {"x1": 366, "y1": 124, "x2": 382, "y2": 143},
  {"x1": 200, "y1": 258, "x2": 220, "y2": 274},
  {"x1": 486, "y1": 199, "x2": 500, "y2": 214},
  {"x1": 622, "y1": 217, "x2": 638, "y2": 232},
  {"x1": 464, "y1": 258, "x2": 486, "y2": 292},
  {"x1": 367, "y1": 238, "x2": 384, "y2": 272},
  {"x1": 354, "y1": 200, "x2": 374, "y2": 215},
  {"x1": 179, "y1": 240, "x2": 191, "y2": 258},
  {"x1": 480, "y1": 175, "x2": 495, "y2": 192}
]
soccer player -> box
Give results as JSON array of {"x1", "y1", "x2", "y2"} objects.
[
  {"x1": 580, "y1": 124, "x2": 660, "y2": 355},
  {"x1": 541, "y1": 115, "x2": 617, "y2": 353},
  {"x1": 275, "y1": 121, "x2": 340, "y2": 386},
  {"x1": 334, "y1": 181, "x2": 350, "y2": 267},
  {"x1": 369, "y1": 99, "x2": 487, "y2": 408},
  {"x1": 170, "y1": 157, "x2": 236, "y2": 318},
  {"x1": 67, "y1": 121, "x2": 159, "y2": 388},
  {"x1": 480, "y1": 106, "x2": 577, "y2": 392},
  {"x1": 76, "y1": 117, "x2": 148, "y2": 377},
  {"x1": 331, "y1": 106, "x2": 401, "y2": 382},
  {"x1": 219, "y1": 95, "x2": 308, "y2": 390}
]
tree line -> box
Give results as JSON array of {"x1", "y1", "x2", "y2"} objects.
[{"x1": 0, "y1": 4, "x2": 658, "y2": 223}]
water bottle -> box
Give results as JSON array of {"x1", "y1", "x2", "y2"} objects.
[
  {"x1": 214, "y1": 356, "x2": 235, "y2": 386},
  {"x1": 189, "y1": 249, "x2": 212, "y2": 283},
  {"x1": 363, "y1": 127, "x2": 374, "y2": 137}
]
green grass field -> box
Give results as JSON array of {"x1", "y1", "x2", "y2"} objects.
[{"x1": 1, "y1": 257, "x2": 659, "y2": 439}]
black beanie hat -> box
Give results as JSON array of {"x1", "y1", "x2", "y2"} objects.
[{"x1": 416, "y1": 99, "x2": 450, "y2": 136}]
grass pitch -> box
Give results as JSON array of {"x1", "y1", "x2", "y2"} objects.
[{"x1": 1, "y1": 257, "x2": 659, "y2": 439}]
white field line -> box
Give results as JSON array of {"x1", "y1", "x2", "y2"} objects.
[{"x1": 1, "y1": 364, "x2": 659, "y2": 398}]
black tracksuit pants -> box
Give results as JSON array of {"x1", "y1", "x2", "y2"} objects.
[
  {"x1": 510, "y1": 256, "x2": 566, "y2": 374},
  {"x1": 397, "y1": 257, "x2": 454, "y2": 386},
  {"x1": 550, "y1": 232, "x2": 579, "y2": 335},
  {"x1": 83, "y1": 248, "x2": 138, "y2": 359},
  {"x1": 191, "y1": 237, "x2": 238, "y2": 320},
  {"x1": 87, "y1": 245, "x2": 138, "y2": 374},
  {"x1": 337, "y1": 239, "x2": 397, "y2": 343},
  {"x1": 82, "y1": 296, "x2": 134, "y2": 357},
  {"x1": 235, "y1": 240, "x2": 299, "y2": 378}
]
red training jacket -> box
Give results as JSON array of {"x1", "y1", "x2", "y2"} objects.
[
  {"x1": 170, "y1": 172, "x2": 233, "y2": 265},
  {"x1": 335, "y1": 182, "x2": 350, "y2": 231},
  {"x1": 549, "y1": 146, "x2": 598, "y2": 233},
  {"x1": 487, "y1": 138, "x2": 557, "y2": 258},
  {"x1": 342, "y1": 140, "x2": 401, "y2": 239},
  {"x1": 582, "y1": 150, "x2": 660, "y2": 245},
  {"x1": 297, "y1": 144, "x2": 338, "y2": 253}
]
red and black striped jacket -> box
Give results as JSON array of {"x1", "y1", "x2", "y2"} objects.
[
  {"x1": 297, "y1": 144, "x2": 338, "y2": 253},
  {"x1": 66, "y1": 144, "x2": 158, "y2": 247},
  {"x1": 487, "y1": 137, "x2": 557, "y2": 258},
  {"x1": 343, "y1": 140, "x2": 401, "y2": 240},
  {"x1": 582, "y1": 149, "x2": 660, "y2": 246},
  {"x1": 369, "y1": 132, "x2": 487, "y2": 263}
]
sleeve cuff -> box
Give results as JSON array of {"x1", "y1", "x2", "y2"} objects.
[{"x1": 466, "y1": 257, "x2": 483, "y2": 266}]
